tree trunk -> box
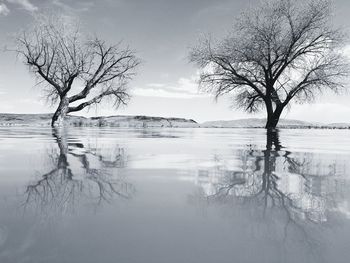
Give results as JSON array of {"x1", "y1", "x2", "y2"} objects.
[
  {"x1": 52, "y1": 127, "x2": 69, "y2": 169},
  {"x1": 265, "y1": 105, "x2": 284, "y2": 129},
  {"x1": 266, "y1": 129, "x2": 281, "y2": 150},
  {"x1": 51, "y1": 97, "x2": 69, "y2": 127}
]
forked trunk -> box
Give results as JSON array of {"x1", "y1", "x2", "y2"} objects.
[
  {"x1": 265, "y1": 105, "x2": 283, "y2": 129},
  {"x1": 51, "y1": 97, "x2": 69, "y2": 127}
]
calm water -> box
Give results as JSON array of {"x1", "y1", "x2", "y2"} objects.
[{"x1": 0, "y1": 127, "x2": 350, "y2": 263}]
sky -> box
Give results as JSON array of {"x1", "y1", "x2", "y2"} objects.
[{"x1": 0, "y1": 0, "x2": 350, "y2": 123}]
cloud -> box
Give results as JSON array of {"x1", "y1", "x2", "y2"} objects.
[
  {"x1": 283, "y1": 102, "x2": 350, "y2": 123},
  {"x1": 133, "y1": 87, "x2": 204, "y2": 99},
  {"x1": 51, "y1": 0, "x2": 94, "y2": 13},
  {"x1": 6, "y1": 0, "x2": 37, "y2": 12},
  {"x1": 342, "y1": 44, "x2": 350, "y2": 60},
  {"x1": 133, "y1": 74, "x2": 210, "y2": 99},
  {"x1": 146, "y1": 83, "x2": 166, "y2": 88},
  {"x1": 18, "y1": 98, "x2": 44, "y2": 106},
  {"x1": 1, "y1": 0, "x2": 94, "y2": 14},
  {"x1": 0, "y1": 3, "x2": 9, "y2": 15}
]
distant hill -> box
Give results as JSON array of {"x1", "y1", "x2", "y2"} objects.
[
  {"x1": 325, "y1": 123, "x2": 350, "y2": 129},
  {"x1": 0, "y1": 113, "x2": 199, "y2": 128},
  {"x1": 201, "y1": 118, "x2": 350, "y2": 129},
  {"x1": 0, "y1": 114, "x2": 349, "y2": 129}
]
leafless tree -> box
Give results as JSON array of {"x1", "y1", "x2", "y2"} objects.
[
  {"x1": 190, "y1": 0, "x2": 348, "y2": 128},
  {"x1": 15, "y1": 14, "x2": 140, "y2": 127}
]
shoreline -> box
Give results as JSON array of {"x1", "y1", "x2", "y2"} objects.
[{"x1": 0, "y1": 113, "x2": 349, "y2": 130}]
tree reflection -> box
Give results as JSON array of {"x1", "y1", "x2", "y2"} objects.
[
  {"x1": 23, "y1": 128, "x2": 134, "y2": 215},
  {"x1": 192, "y1": 129, "x2": 349, "y2": 257},
  {"x1": 196, "y1": 130, "x2": 343, "y2": 222}
]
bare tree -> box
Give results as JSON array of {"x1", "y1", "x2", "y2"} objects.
[
  {"x1": 15, "y1": 14, "x2": 140, "y2": 127},
  {"x1": 190, "y1": 0, "x2": 348, "y2": 129}
]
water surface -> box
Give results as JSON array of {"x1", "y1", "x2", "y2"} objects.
[{"x1": 0, "y1": 127, "x2": 349, "y2": 263}]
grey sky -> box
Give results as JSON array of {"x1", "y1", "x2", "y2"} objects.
[{"x1": 0, "y1": 0, "x2": 350, "y2": 123}]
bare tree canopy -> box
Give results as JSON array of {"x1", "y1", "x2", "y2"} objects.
[
  {"x1": 190, "y1": 0, "x2": 348, "y2": 129},
  {"x1": 15, "y1": 14, "x2": 140, "y2": 127}
]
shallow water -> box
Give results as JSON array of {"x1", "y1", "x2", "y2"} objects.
[{"x1": 0, "y1": 127, "x2": 349, "y2": 263}]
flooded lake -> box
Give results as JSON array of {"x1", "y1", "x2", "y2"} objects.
[{"x1": 0, "y1": 127, "x2": 350, "y2": 263}]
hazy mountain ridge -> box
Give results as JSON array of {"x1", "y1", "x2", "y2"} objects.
[
  {"x1": 202, "y1": 118, "x2": 350, "y2": 129},
  {"x1": 0, "y1": 113, "x2": 199, "y2": 128},
  {"x1": 202, "y1": 118, "x2": 315, "y2": 128},
  {"x1": 0, "y1": 113, "x2": 349, "y2": 129}
]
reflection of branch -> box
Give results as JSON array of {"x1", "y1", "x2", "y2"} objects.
[
  {"x1": 194, "y1": 130, "x2": 338, "y2": 254},
  {"x1": 23, "y1": 128, "x2": 134, "y2": 214},
  {"x1": 206, "y1": 171, "x2": 246, "y2": 200}
]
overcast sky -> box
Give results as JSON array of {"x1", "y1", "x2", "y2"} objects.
[{"x1": 0, "y1": 0, "x2": 350, "y2": 123}]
